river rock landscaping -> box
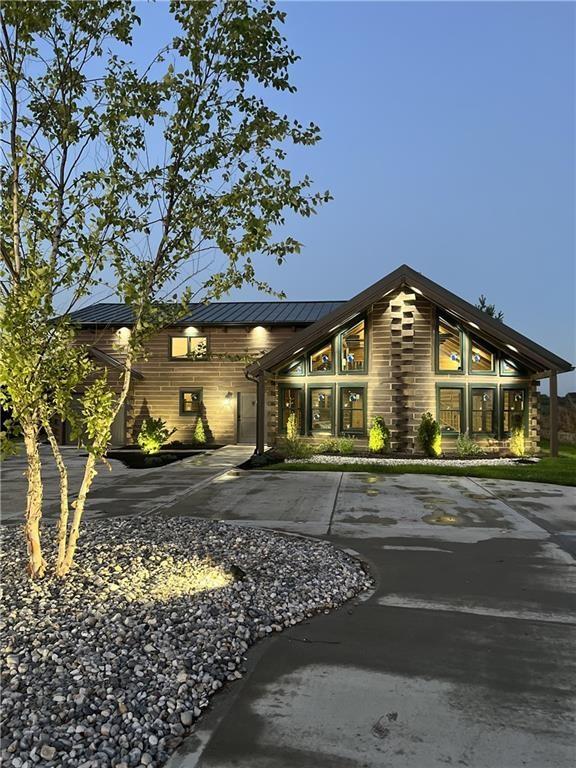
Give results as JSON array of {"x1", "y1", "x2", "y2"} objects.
[
  {"x1": 0, "y1": 519, "x2": 370, "y2": 768},
  {"x1": 285, "y1": 455, "x2": 540, "y2": 467}
]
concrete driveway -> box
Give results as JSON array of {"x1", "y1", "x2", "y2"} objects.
[{"x1": 161, "y1": 469, "x2": 576, "y2": 768}]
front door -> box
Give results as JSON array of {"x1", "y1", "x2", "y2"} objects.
[{"x1": 237, "y1": 391, "x2": 257, "y2": 444}]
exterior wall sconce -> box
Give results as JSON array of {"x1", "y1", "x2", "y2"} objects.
[{"x1": 224, "y1": 391, "x2": 234, "y2": 404}]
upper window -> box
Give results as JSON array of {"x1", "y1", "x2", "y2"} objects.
[
  {"x1": 502, "y1": 388, "x2": 526, "y2": 434},
  {"x1": 340, "y1": 386, "x2": 366, "y2": 434},
  {"x1": 470, "y1": 340, "x2": 495, "y2": 373},
  {"x1": 438, "y1": 387, "x2": 464, "y2": 434},
  {"x1": 279, "y1": 358, "x2": 305, "y2": 376},
  {"x1": 471, "y1": 388, "x2": 496, "y2": 435},
  {"x1": 437, "y1": 318, "x2": 463, "y2": 372},
  {"x1": 309, "y1": 387, "x2": 333, "y2": 433},
  {"x1": 309, "y1": 343, "x2": 333, "y2": 373},
  {"x1": 340, "y1": 320, "x2": 366, "y2": 372},
  {"x1": 171, "y1": 336, "x2": 208, "y2": 360},
  {"x1": 501, "y1": 358, "x2": 526, "y2": 376},
  {"x1": 279, "y1": 386, "x2": 304, "y2": 434},
  {"x1": 180, "y1": 388, "x2": 202, "y2": 415}
]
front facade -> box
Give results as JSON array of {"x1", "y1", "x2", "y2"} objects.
[{"x1": 69, "y1": 265, "x2": 572, "y2": 453}]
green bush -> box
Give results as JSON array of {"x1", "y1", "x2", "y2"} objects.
[
  {"x1": 509, "y1": 426, "x2": 525, "y2": 457},
  {"x1": 137, "y1": 417, "x2": 176, "y2": 455},
  {"x1": 417, "y1": 412, "x2": 442, "y2": 457},
  {"x1": 456, "y1": 432, "x2": 482, "y2": 457},
  {"x1": 193, "y1": 417, "x2": 207, "y2": 445},
  {"x1": 317, "y1": 437, "x2": 357, "y2": 455},
  {"x1": 283, "y1": 437, "x2": 314, "y2": 459},
  {"x1": 368, "y1": 416, "x2": 390, "y2": 454}
]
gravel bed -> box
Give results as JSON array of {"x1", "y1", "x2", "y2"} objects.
[
  {"x1": 286, "y1": 455, "x2": 540, "y2": 467},
  {"x1": 1, "y1": 519, "x2": 370, "y2": 768}
]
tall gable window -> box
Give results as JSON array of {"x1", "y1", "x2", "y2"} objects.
[
  {"x1": 309, "y1": 343, "x2": 333, "y2": 373},
  {"x1": 340, "y1": 320, "x2": 366, "y2": 372},
  {"x1": 470, "y1": 340, "x2": 495, "y2": 373},
  {"x1": 171, "y1": 336, "x2": 208, "y2": 360},
  {"x1": 437, "y1": 318, "x2": 463, "y2": 372}
]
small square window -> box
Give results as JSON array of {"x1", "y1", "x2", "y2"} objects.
[{"x1": 180, "y1": 389, "x2": 202, "y2": 415}]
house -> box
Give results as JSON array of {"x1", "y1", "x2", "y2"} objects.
[{"x1": 68, "y1": 265, "x2": 573, "y2": 454}]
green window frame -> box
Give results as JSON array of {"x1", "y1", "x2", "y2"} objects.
[
  {"x1": 279, "y1": 358, "x2": 305, "y2": 377},
  {"x1": 470, "y1": 387, "x2": 497, "y2": 436},
  {"x1": 436, "y1": 316, "x2": 464, "y2": 373},
  {"x1": 339, "y1": 385, "x2": 367, "y2": 435},
  {"x1": 278, "y1": 385, "x2": 304, "y2": 435},
  {"x1": 309, "y1": 342, "x2": 334, "y2": 374},
  {"x1": 500, "y1": 358, "x2": 527, "y2": 377},
  {"x1": 339, "y1": 319, "x2": 367, "y2": 374},
  {"x1": 501, "y1": 386, "x2": 528, "y2": 436},
  {"x1": 170, "y1": 335, "x2": 208, "y2": 361},
  {"x1": 179, "y1": 388, "x2": 203, "y2": 416},
  {"x1": 437, "y1": 385, "x2": 465, "y2": 435},
  {"x1": 469, "y1": 339, "x2": 496, "y2": 375},
  {"x1": 308, "y1": 385, "x2": 335, "y2": 435}
]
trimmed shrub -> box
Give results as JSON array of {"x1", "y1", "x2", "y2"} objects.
[
  {"x1": 417, "y1": 412, "x2": 442, "y2": 457},
  {"x1": 509, "y1": 426, "x2": 525, "y2": 457},
  {"x1": 317, "y1": 437, "x2": 357, "y2": 455},
  {"x1": 137, "y1": 418, "x2": 176, "y2": 455},
  {"x1": 456, "y1": 432, "x2": 482, "y2": 457},
  {"x1": 368, "y1": 416, "x2": 390, "y2": 454},
  {"x1": 283, "y1": 438, "x2": 314, "y2": 459},
  {"x1": 193, "y1": 417, "x2": 207, "y2": 445}
]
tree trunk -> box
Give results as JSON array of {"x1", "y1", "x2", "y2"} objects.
[
  {"x1": 43, "y1": 420, "x2": 70, "y2": 577},
  {"x1": 59, "y1": 452, "x2": 97, "y2": 576},
  {"x1": 22, "y1": 422, "x2": 46, "y2": 578}
]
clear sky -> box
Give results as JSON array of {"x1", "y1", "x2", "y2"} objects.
[{"x1": 129, "y1": 1, "x2": 576, "y2": 391}]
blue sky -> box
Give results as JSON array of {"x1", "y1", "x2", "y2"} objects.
[{"x1": 133, "y1": 1, "x2": 575, "y2": 391}]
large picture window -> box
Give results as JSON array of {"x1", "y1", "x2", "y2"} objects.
[
  {"x1": 340, "y1": 386, "x2": 366, "y2": 434},
  {"x1": 437, "y1": 318, "x2": 463, "y2": 372},
  {"x1": 340, "y1": 320, "x2": 366, "y2": 372},
  {"x1": 171, "y1": 335, "x2": 208, "y2": 360},
  {"x1": 502, "y1": 388, "x2": 526, "y2": 434},
  {"x1": 309, "y1": 387, "x2": 333, "y2": 434},
  {"x1": 309, "y1": 343, "x2": 333, "y2": 373},
  {"x1": 471, "y1": 388, "x2": 496, "y2": 435},
  {"x1": 279, "y1": 386, "x2": 304, "y2": 434},
  {"x1": 438, "y1": 387, "x2": 464, "y2": 434}
]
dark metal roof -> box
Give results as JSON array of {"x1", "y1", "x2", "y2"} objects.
[
  {"x1": 247, "y1": 264, "x2": 574, "y2": 377},
  {"x1": 66, "y1": 301, "x2": 345, "y2": 328}
]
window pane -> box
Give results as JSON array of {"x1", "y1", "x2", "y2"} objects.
[
  {"x1": 471, "y1": 389, "x2": 494, "y2": 434},
  {"x1": 181, "y1": 390, "x2": 201, "y2": 413},
  {"x1": 280, "y1": 359, "x2": 305, "y2": 376},
  {"x1": 171, "y1": 337, "x2": 188, "y2": 358},
  {"x1": 310, "y1": 389, "x2": 333, "y2": 433},
  {"x1": 310, "y1": 343, "x2": 333, "y2": 373},
  {"x1": 438, "y1": 319, "x2": 462, "y2": 371},
  {"x1": 341, "y1": 321, "x2": 365, "y2": 371},
  {"x1": 439, "y1": 388, "x2": 462, "y2": 433},
  {"x1": 471, "y1": 342, "x2": 494, "y2": 372},
  {"x1": 188, "y1": 337, "x2": 208, "y2": 360},
  {"x1": 280, "y1": 387, "x2": 303, "y2": 432},
  {"x1": 503, "y1": 389, "x2": 525, "y2": 432},
  {"x1": 501, "y1": 358, "x2": 524, "y2": 375},
  {"x1": 341, "y1": 387, "x2": 365, "y2": 432}
]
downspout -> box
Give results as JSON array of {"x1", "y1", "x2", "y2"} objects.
[{"x1": 245, "y1": 366, "x2": 266, "y2": 455}]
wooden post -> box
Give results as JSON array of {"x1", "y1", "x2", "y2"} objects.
[
  {"x1": 256, "y1": 374, "x2": 266, "y2": 455},
  {"x1": 549, "y1": 371, "x2": 559, "y2": 458}
]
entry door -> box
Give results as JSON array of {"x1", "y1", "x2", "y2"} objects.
[{"x1": 237, "y1": 391, "x2": 257, "y2": 444}]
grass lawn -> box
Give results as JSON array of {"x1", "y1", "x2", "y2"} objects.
[{"x1": 264, "y1": 440, "x2": 576, "y2": 487}]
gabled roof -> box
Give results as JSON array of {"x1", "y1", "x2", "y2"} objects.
[
  {"x1": 67, "y1": 300, "x2": 345, "y2": 328},
  {"x1": 246, "y1": 264, "x2": 573, "y2": 376}
]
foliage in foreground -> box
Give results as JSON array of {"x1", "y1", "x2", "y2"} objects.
[
  {"x1": 368, "y1": 416, "x2": 390, "y2": 454},
  {"x1": 509, "y1": 426, "x2": 526, "y2": 457},
  {"x1": 193, "y1": 418, "x2": 207, "y2": 445},
  {"x1": 456, "y1": 432, "x2": 482, "y2": 457},
  {"x1": 0, "y1": 0, "x2": 330, "y2": 577}
]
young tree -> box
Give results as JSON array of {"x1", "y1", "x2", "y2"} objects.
[
  {"x1": 0, "y1": 0, "x2": 330, "y2": 577},
  {"x1": 476, "y1": 294, "x2": 504, "y2": 322}
]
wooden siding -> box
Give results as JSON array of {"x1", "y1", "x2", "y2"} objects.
[{"x1": 77, "y1": 325, "x2": 298, "y2": 444}]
